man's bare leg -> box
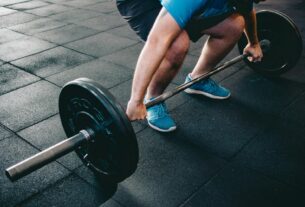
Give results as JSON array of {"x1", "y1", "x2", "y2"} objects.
[
  {"x1": 146, "y1": 31, "x2": 190, "y2": 99},
  {"x1": 190, "y1": 13, "x2": 245, "y2": 78},
  {"x1": 145, "y1": 14, "x2": 245, "y2": 100}
]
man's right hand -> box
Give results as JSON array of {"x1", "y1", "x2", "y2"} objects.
[{"x1": 126, "y1": 100, "x2": 147, "y2": 121}]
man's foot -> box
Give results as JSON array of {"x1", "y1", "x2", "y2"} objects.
[
  {"x1": 146, "y1": 100, "x2": 176, "y2": 132},
  {"x1": 184, "y1": 74, "x2": 231, "y2": 99}
]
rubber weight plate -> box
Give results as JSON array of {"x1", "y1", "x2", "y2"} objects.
[
  {"x1": 59, "y1": 78, "x2": 138, "y2": 183},
  {"x1": 238, "y1": 10, "x2": 303, "y2": 75}
]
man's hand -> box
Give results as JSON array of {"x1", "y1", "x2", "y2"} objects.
[
  {"x1": 126, "y1": 100, "x2": 147, "y2": 121},
  {"x1": 243, "y1": 43, "x2": 263, "y2": 62}
]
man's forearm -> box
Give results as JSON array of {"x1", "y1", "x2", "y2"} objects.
[{"x1": 243, "y1": 9, "x2": 260, "y2": 45}]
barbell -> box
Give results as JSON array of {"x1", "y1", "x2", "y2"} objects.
[{"x1": 5, "y1": 10, "x2": 303, "y2": 183}]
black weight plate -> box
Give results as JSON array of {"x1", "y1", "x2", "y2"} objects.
[
  {"x1": 238, "y1": 10, "x2": 303, "y2": 75},
  {"x1": 59, "y1": 78, "x2": 138, "y2": 183}
]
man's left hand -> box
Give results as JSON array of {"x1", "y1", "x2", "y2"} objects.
[{"x1": 243, "y1": 43, "x2": 263, "y2": 62}]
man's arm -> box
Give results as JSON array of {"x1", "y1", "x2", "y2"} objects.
[
  {"x1": 242, "y1": 9, "x2": 263, "y2": 62},
  {"x1": 126, "y1": 8, "x2": 182, "y2": 120}
]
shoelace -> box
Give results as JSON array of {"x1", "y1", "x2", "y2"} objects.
[
  {"x1": 149, "y1": 102, "x2": 169, "y2": 119},
  {"x1": 201, "y1": 78, "x2": 217, "y2": 92}
]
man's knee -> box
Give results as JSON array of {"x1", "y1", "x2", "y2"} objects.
[{"x1": 165, "y1": 31, "x2": 190, "y2": 68}]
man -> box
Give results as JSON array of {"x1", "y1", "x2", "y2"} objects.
[{"x1": 116, "y1": 0, "x2": 265, "y2": 132}]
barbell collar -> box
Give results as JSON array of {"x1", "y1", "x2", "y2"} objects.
[{"x1": 5, "y1": 129, "x2": 93, "y2": 182}]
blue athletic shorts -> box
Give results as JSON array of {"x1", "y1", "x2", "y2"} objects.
[{"x1": 116, "y1": 0, "x2": 253, "y2": 42}]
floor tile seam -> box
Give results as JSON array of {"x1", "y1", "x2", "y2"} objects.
[
  {"x1": 57, "y1": 28, "x2": 139, "y2": 52},
  {"x1": 6, "y1": 2, "x2": 54, "y2": 13},
  {"x1": 14, "y1": 112, "x2": 59, "y2": 133},
  {"x1": 177, "y1": 162, "x2": 231, "y2": 207},
  {"x1": 102, "y1": 26, "x2": 142, "y2": 41},
  {"x1": 112, "y1": 197, "x2": 129, "y2": 207},
  {"x1": 70, "y1": 169, "x2": 115, "y2": 195},
  {"x1": 0, "y1": 66, "x2": 62, "y2": 98},
  {"x1": 0, "y1": 122, "x2": 17, "y2": 140},
  {"x1": 0, "y1": 9, "x2": 42, "y2": 24},
  {"x1": 0, "y1": 1, "x2": 32, "y2": 7},
  {"x1": 59, "y1": 42, "x2": 100, "y2": 59},
  {"x1": 8, "y1": 20, "x2": 73, "y2": 36},
  {"x1": 67, "y1": 15, "x2": 126, "y2": 33},
  {"x1": 0, "y1": 78, "x2": 42, "y2": 96},
  {"x1": 47, "y1": 6, "x2": 104, "y2": 20},
  {"x1": 77, "y1": 3, "x2": 118, "y2": 13},
  {"x1": 3, "y1": 115, "x2": 76, "y2": 175},
  {"x1": 64, "y1": 168, "x2": 127, "y2": 207},
  {"x1": 237, "y1": 162, "x2": 305, "y2": 193},
  {"x1": 82, "y1": 7, "x2": 118, "y2": 15},
  {"x1": 75, "y1": 40, "x2": 140, "y2": 60},
  {"x1": 217, "y1": 64, "x2": 247, "y2": 83},
  {"x1": 4, "y1": 43, "x2": 58, "y2": 62},
  {"x1": 107, "y1": 77, "x2": 133, "y2": 90},
  {"x1": 97, "y1": 41, "x2": 143, "y2": 67},
  {"x1": 23, "y1": 7, "x2": 73, "y2": 19},
  {"x1": 34, "y1": 26, "x2": 101, "y2": 46},
  {"x1": 10, "y1": 54, "x2": 98, "y2": 79},
  {"x1": 0, "y1": 10, "x2": 18, "y2": 18},
  {"x1": 41, "y1": 76, "x2": 67, "y2": 88},
  {"x1": 40, "y1": 64, "x2": 132, "y2": 89},
  {"x1": 277, "y1": 88, "x2": 305, "y2": 116},
  {"x1": 178, "y1": 158, "x2": 305, "y2": 207},
  {"x1": 99, "y1": 58, "x2": 136, "y2": 72},
  {"x1": 58, "y1": 2, "x2": 103, "y2": 10},
  {"x1": 14, "y1": 173, "x2": 75, "y2": 206},
  {"x1": 227, "y1": 123, "x2": 272, "y2": 161},
  {"x1": 89, "y1": 23, "x2": 132, "y2": 33},
  {"x1": 135, "y1": 125, "x2": 149, "y2": 135},
  {"x1": 20, "y1": 69, "x2": 66, "y2": 89},
  {"x1": 0, "y1": 113, "x2": 59, "y2": 145}
]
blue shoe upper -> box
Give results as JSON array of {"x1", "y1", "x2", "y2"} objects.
[
  {"x1": 146, "y1": 100, "x2": 176, "y2": 131},
  {"x1": 185, "y1": 74, "x2": 230, "y2": 98}
]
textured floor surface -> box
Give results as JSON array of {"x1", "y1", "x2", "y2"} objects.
[{"x1": 0, "y1": 0, "x2": 305, "y2": 207}]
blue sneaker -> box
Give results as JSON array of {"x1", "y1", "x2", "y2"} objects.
[
  {"x1": 184, "y1": 74, "x2": 231, "y2": 99},
  {"x1": 145, "y1": 99, "x2": 176, "y2": 132}
]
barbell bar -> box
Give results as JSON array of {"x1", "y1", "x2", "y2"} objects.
[{"x1": 5, "y1": 10, "x2": 303, "y2": 184}]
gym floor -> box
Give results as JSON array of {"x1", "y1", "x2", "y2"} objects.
[{"x1": 1, "y1": 0, "x2": 305, "y2": 207}]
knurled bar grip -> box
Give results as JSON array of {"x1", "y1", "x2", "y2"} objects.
[
  {"x1": 145, "y1": 40, "x2": 270, "y2": 108},
  {"x1": 5, "y1": 130, "x2": 91, "y2": 182}
]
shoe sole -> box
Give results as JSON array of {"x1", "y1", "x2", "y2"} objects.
[
  {"x1": 184, "y1": 88, "x2": 231, "y2": 100},
  {"x1": 147, "y1": 121, "x2": 177, "y2": 132}
]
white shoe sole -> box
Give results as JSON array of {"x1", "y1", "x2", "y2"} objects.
[
  {"x1": 148, "y1": 121, "x2": 177, "y2": 133},
  {"x1": 184, "y1": 88, "x2": 231, "y2": 100}
]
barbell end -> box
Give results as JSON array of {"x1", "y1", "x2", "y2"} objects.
[
  {"x1": 5, "y1": 130, "x2": 92, "y2": 182},
  {"x1": 5, "y1": 167, "x2": 18, "y2": 182}
]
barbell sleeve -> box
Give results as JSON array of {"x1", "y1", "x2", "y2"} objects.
[
  {"x1": 145, "y1": 40, "x2": 271, "y2": 108},
  {"x1": 5, "y1": 129, "x2": 92, "y2": 182}
]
